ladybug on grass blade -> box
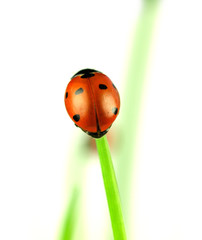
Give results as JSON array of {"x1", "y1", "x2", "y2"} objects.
[{"x1": 64, "y1": 69, "x2": 120, "y2": 138}]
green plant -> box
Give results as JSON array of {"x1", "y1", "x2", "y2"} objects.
[{"x1": 96, "y1": 136, "x2": 127, "y2": 240}]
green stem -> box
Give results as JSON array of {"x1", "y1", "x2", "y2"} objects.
[
  {"x1": 95, "y1": 136, "x2": 127, "y2": 240},
  {"x1": 59, "y1": 187, "x2": 79, "y2": 240}
]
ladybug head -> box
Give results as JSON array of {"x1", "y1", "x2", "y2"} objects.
[{"x1": 71, "y1": 68, "x2": 100, "y2": 79}]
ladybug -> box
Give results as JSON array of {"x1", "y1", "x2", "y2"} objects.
[{"x1": 64, "y1": 68, "x2": 120, "y2": 138}]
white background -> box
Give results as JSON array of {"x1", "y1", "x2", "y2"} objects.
[{"x1": 0, "y1": 0, "x2": 202, "y2": 239}]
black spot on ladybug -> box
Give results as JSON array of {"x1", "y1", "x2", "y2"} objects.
[
  {"x1": 75, "y1": 88, "x2": 84, "y2": 95},
  {"x1": 112, "y1": 83, "x2": 117, "y2": 89},
  {"x1": 99, "y1": 84, "x2": 107, "y2": 90},
  {"x1": 112, "y1": 107, "x2": 118, "y2": 115},
  {"x1": 73, "y1": 114, "x2": 80, "y2": 122},
  {"x1": 72, "y1": 69, "x2": 99, "y2": 79},
  {"x1": 65, "y1": 92, "x2": 68, "y2": 98}
]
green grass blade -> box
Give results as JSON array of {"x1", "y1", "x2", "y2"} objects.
[
  {"x1": 118, "y1": 0, "x2": 161, "y2": 208},
  {"x1": 59, "y1": 187, "x2": 79, "y2": 240},
  {"x1": 96, "y1": 136, "x2": 127, "y2": 240}
]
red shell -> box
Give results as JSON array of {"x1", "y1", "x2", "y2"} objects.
[{"x1": 64, "y1": 69, "x2": 120, "y2": 138}]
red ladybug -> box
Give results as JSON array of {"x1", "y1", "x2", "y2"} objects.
[{"x1": 64, "y1": 69, "x2": 120, "y2": 138}]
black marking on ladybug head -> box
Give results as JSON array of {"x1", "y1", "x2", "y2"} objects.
[
  {"x1": 73, "y1": 114, "x2": 80, "y2": 122},
  {"x1": 75, "y1": 88, "x2": 84, "y2": 95},
  {"x1": 112, "y1": 107, "x2": 118, "y2": 115},
  {"x1": 81, "y1": 72, "x2": 95, "y2": 78},
  {"x1": 72, "y1": 69, "x2": 100, "y2": 79},
  {"x1": 65, "y1": 92, "x2": 68, "y2": 98},
  {"x1": 99, "y1": 84, "x2": 107, "y2": 90}
]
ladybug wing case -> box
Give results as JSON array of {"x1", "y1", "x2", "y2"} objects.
[
  {"x1": 64, "y1": 76, "x2": 98, "y2": 133},
  {"x1": 89, "y1": 72, "x2": 120, "y2": 132}
]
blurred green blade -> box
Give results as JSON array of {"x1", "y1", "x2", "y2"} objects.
[
  {"x1": 59, "y1": 187, "x2": 79, "y2": 240},
  {"x1": 118, "y1": 0, "x2": 161, "y2": 229}
]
